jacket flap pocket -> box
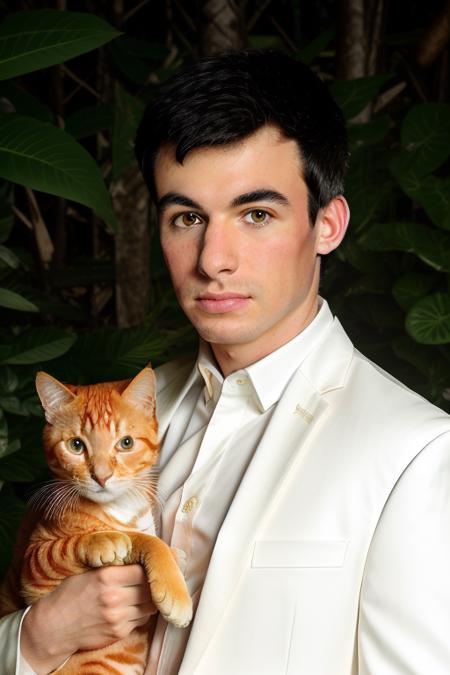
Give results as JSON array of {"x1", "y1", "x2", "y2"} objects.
[{"x1": 251, "y1": 539, "x2": 349, "y2": 568}]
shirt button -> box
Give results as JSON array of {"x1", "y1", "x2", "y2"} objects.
[
  {"x1": 181, "y1": 496, "x2": 198, "y2": 513},
  {"x1": 236, "y1": 377, "x2": 248, "y2": 385}
]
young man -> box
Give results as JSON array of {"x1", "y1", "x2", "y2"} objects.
[{"x1": 2, "y1": 50, "x2": 450, "y2": 674}]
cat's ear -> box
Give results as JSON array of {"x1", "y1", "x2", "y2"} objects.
[
  {"x1": 36, "y1": 372, "x2": 76, "y2": 424},
  {"x1": 121, "y1": 367, "x2": 156, "y2": 413}
]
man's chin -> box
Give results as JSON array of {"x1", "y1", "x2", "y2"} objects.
[{"x1": 194, "y1": 324, "x2": 257, "y2": 347}]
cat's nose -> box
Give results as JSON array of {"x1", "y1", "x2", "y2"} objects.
[{"x1": 93, "y1": 473, "x2": 112, "y2": 488}]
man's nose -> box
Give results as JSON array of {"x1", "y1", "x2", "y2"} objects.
[{"x1": 197, "y1": 220, "x2": 239, "y2": 278}]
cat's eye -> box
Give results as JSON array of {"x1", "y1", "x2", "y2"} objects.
[
  {"x1": 68, "y1": 437, "x2": 86, "y2": 454},
  {"x1": 117, "y1": 435, "x2": 134, "y2": 451}
]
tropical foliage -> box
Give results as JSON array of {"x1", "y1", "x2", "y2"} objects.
[{"x1": 324, "y1": 88, "x2": 450, "y2": 406}]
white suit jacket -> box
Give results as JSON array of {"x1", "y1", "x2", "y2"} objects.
[{"x1": 1, "y1": 316, "x2": 449, "y2": 674}]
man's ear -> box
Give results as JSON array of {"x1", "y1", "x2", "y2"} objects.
[{"x1": 315, "y1": 196, "x2": 350, "y2": 255}]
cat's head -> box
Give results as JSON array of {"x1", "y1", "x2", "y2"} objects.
[{"x1": 35, "y1": 367, "x2": 158, "y2": 505}]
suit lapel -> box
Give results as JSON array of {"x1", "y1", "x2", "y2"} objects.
[{"x1": 180, "y1": 318, "x2": 354, "y2": 672}]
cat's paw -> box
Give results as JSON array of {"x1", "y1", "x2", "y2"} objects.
[
  {"x1": 147, "y1": 553, "x2": 192, "y2": 628},
  {"x1": 132, "y1": 536, "x2": 192, "y2": 628},
  {"x1": 79, "y1": 531, "x2": 132, "y2": 567},
  {"x1": 150, "y1": 574, "x2": 193, "y2": 628}
]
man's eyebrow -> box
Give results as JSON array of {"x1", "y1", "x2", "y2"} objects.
[
  {"x1": 157, "y1": 192, "x2": 202, "y2": 213},
  {"x1": 230, "y1": 189, "x2": 290, "y2": 208}
]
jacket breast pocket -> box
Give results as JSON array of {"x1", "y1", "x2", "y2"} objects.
[{"x1": 251, "y1": 539, "x2": 349, "y2": 568}]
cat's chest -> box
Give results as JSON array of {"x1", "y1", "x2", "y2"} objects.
[
  {"x1": 104, "y1": 498, "x2": 156, "y2": 535},
  {"x1": 134, "y1": 509, "x2": 157, "y2": 534}
]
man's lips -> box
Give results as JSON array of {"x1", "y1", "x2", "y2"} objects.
[{"x1": 195, "y1": 293, "x2": 250, "y2": 314}]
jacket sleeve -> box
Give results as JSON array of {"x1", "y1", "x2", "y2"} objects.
[
  {"x1": 358, "y1": 430, "x2": 450, "y2": 674},
  {"x1": 0, "y1": 609, "x2": 30, "y2": 675}
]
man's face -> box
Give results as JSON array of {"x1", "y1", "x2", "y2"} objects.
[{"x1": 155, "y1": 125, "x2": 335, "y2": 367}]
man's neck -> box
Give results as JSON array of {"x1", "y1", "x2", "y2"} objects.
[{"x1": 210, "y1": 297, "x2": 320, "y2": 378}]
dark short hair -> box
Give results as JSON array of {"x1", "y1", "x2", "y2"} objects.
[{"x1": 135, "y1": 50, "x2": 348, "y2": 224}]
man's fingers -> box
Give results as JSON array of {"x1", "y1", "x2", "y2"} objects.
[
  {"x1": 91, "y1": 565, "x2": 153, "y2": 612},
  {"x1": 96, "y1": 563, "x2": 147, "y2": 587},
  {"x1": 114, "y1": 580, "x2": 153, "y2": 607},
  {"x1": 112, "y1": 587, "x2": 154, "y2": 612},
  {"x1": 21, "y1": 564, "x2": 156, "y2": 672},
  {"x1": 127, "y1": 601, "x2": 158, "y2": 623}
]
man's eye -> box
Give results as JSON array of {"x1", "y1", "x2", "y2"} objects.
[
  {"x1": 244, "y1": 209, "x2": 270, "y2": 225},
  {"x1": 172, "y1": 212, "x2": 202, "y2": 228}
]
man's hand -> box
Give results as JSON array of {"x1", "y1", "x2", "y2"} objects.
[{"x1": 21, "y1": 565, "x2": 156, "y2": 675}]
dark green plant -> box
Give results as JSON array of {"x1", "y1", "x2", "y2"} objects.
[
  {"x1": 324, "y1": 82, "x2": 450, "y2": 409},
  {"x1": 0, "y1": 9, "x2": 193, "y2": 575}
]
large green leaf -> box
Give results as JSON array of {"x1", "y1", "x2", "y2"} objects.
[
  {"x1": 0, "y1": 410, "x2": 20, "y2": 459},
  {"x1": 396, "y1": 173, "x2": 450, "y2": 231},
  {"x1": 0, "y1": 82, "x2": 52, "y2": 122},
  {"x1": 392, "y1": 335, "x2": 450, "y2": 397},
  {"x1": 0, "y1": 10, "x2": 121, "y2": 80},
  {"x1": 0, "y1": 446, "x2": 43, "y2": 482},
  {"x1": 0, "y1": 327, "x2": 76, "y2": 365},
  {"x1": 0, "y1": 113, "x2": 117, "y2": 229},
  {"x1": 0, "y1": 408, "x2": 7, "y2": 458},
  {"x1": 347, "y1": 294, "x2": 404, "y2": 331},
  {"x1": 391, "y1": 104, "x2": 450, "y2": 178},
  {"x1": 330, "y1": 75, "x2": 391, "y2": 120},
  {"x1": 392, "y1": 272, "x2": 435, "y2": 311},
  {"x1": 0, "y1": 244, "x2": 20, "y2": 268},
  {"x1": 0, "y1": 287, "x2": 38, "y2": 312},
  {"x1": 336, "y1": 238, "x2": 384, "y2": 275},
  {"x1": 298, "y1": 27, "x2": 335, "y2": 65},
  {"x1": 48, "y1": 325, "x2": 170, "y2": 382},
  {"x1": 21, "y1": 291, "x2": 86, "y2": 323},
  {"x1": 65, "y1": 103, "x2": 115, "y2": 140},
  {"x1": 406, "y1": 293, "x2": 450, "y2": 344},
  {"x1": 0, "y1": 366, "x2": 18, "y2": 394},
  {"x1": 361, "y1": 221, "x2": 450, "y2": 272},
  {"x1": 348, "y1": 116, "x2": 391, "y2": 147},
  {"x1": 346, "y1": 145, "x2": 393, "y2": 231},
  {"x1": 0, "y1": 395, "x2": 41, "y2": 417}
]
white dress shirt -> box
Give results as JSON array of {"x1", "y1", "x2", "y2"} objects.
[
  {"x1": 146, "y1": 300, "x2": 333, "y2": 674},
  {"x1": 18, "y1": 301, "x2": 333, "y2": 675}
]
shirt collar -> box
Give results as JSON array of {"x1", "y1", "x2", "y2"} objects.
[
  {"x1": 195, "y1": 298, "x2": 334, "y2": 412},
  {"x1": 197, "y1": 343, "x2": 223, "y2": 404}
]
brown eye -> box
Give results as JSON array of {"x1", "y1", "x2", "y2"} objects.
[
  {"x1": 117, "y1": 435, "x2": 134, "y2": 451},
  {"x1": 173, "y1": 212, "x2": 201, "y2": 228},
  {"x1": 69, "y1": 437, "x2": 85, "y2": 454},
  {"x1": 246, "y1": 209, "x2": 270, "y2": 225}
]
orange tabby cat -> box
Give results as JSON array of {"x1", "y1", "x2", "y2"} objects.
[{"x1": 0, "y1": 366, "x2": 192, "y2": 674}]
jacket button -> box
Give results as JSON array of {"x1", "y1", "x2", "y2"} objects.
[{"x1": 182, "y1": 496, "x2": 198, "y2": 513}]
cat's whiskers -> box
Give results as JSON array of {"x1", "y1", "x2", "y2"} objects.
[
  {"x1": 130, "y1": 471, "x2": 161, "y2": 504},
  {"x1": 29, "y1": 479, "x2": 70, "y2": 510},
  {"x1": 73, "y1": 475, "x2": 100, "y2": 500},
  {"x1": 100, "y1": 472, "x2": 162, "y2": 516},
  {"x1": 45, "y1": 484, "x2": 77, "y2": 523},
  {"x1": 54, "y1": 484, "x2": 80, "y2": 525},
  {"x1": 29, "y1": 479, "x2": 81, "y2": 524}
]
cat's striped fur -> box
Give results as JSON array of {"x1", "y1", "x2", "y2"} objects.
[{"x1": 0, "y1": 367, "x2": 192, "y2": 674}]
